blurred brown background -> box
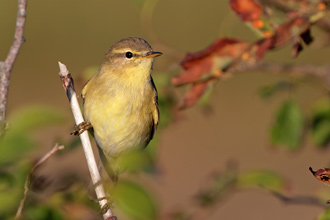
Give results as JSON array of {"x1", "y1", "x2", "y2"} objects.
[{"x1": 1, "y1": 0, "x2": 330, "y2": 219}]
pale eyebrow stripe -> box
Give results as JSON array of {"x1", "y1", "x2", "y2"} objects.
[
  {"x1": 112, "y1": 48, "x2": 131, "y2": 53},
  {"x1": 112, "y1": 48, "x2": 148, "y2": 54},
  {"x1": 111, "y1": 50, "x2": 149, "y2": 59}
]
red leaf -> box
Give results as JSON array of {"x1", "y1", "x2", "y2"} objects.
[
  {"x1": 230, "y1": 0, "x2": 262, "y2": 22},
  {"x1": 309, "y1": 167, "x2": 330, "y2": 186},
  {"x1": 181, "y1": 38, "x2": 245, "y2": 70},
  {"x1": 254, "y1": 16, "x2": 310, "y2": 59},
  {"x1": 254, "y1": 37, "x2": 274, "y2": 60},
  {"x1": 173, "y1": 5, "x2": 314, "y2": 110},
  {"x1": 178, "y1": 79, "x2": 214, "y2": 110},
  {"x1": 172, "y1": 56, "x2": 214, "y2": 86},
  {"x1": 272, "y1": 16, "x2": 310, "y2": 48},
  {"x1": 172, "y1": 38, "x2": 248, "y2": 86}
]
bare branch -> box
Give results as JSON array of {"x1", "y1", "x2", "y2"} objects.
[
  {"x1": 0, "y1": 0, "x2": 27, "y2": 138},
  {"x1": 15, "y1": 143, "x2": 65, "y2": 219},
  {"x1": 249, "y1": 62, "x2": 330, "y2": 89},
  {"x1": 58, "y1": 62, "x2": 115, "y2": 220},
  {"x1": 270, "y1": 191, "x2": 328, "y2": 208}
]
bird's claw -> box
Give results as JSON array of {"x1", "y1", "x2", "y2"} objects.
[
  {"x1": 70, "y1": 121, "x2": 92, "y2": 136},
  {"x1": 98, "y1": 196, "x2": 114, "y2": 215}
]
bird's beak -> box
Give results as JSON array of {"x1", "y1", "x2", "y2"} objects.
[{"x1": 144, "y1": 51, "x2": 162, "y2": 59}]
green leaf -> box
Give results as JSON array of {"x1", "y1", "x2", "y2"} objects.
[
  {"x1": 118, "y1": 150, "x2": 154, "y2": 173},
  {"x1": 0, "y1": 170, "x2": 15, "y2": 188},
  {"x1": 0, "y1": 187, "x2": 22, "y2": 215},
  {"x1": 0, "y1": 105, "x2": 65, "y2": 165},
  {"x1": 114, "y1": 180, "x2": 157, "y2": 220},
  {"x1": 270, "y1": 100, "x2": 304, "y2": 150},
  {"x1": 312, "y1": 120, "x2": 330, "y2": 146},
  {"x1": 311, "y1": 100, "x2": 330, "y2": 146},
  {"x1": 8, "y1": 105, "x2": 65, "y2": 134},
  {"x1": 25, "y1": 205, "x2": 64, "y2": 220},
  {"x1": 0, "y1": 134, "x2": 34, "y2": 164},
  {"x1": 258, "y1": 81, "x2": 292, "y2": 99},
  {"x1": 317, "y1": 209, "x2": 330, "y2": 220},
  {"x1": 195, "y1": 168, "x2": 236, "y2": 207},
  {"x1": 237, "y1": 170, "x2": 286, "y2": 191},
  {"x1": 157, "y1": 95, "x2": 174, "y2": 129}
]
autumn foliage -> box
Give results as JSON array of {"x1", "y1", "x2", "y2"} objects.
[
  {"x1": 172, "y1": 0, "x2": 327, "y2": 109},
  {"x1": 310, "y1": 167, "x2": 330, "y2": 187}
]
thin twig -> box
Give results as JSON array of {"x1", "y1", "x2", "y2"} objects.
[
  {"x1": 15, "y1": 143, "x2": 65, "y2": 219},
  {"x1": 270, "y1": 191, "x2": 328, "y2": 208},
  {"x1": 249, "y1": 62, "x2": 330, "y2": 89},
  {"x1": 57, "y1": 62, "x2": 115, "y2": 220},
  {"x1": 0, "y1": 0, "x2": 27, "y2": 138}
]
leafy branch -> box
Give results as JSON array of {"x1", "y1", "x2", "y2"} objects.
[{"x1": 172, "y1": 0, "x2": 329, "y2": 109}]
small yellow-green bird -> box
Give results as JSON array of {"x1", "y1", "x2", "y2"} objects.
[{"x1": 77, "y1": 37, "x2": 162, "y2": 182}]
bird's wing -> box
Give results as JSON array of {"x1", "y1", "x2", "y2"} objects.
[
  {"x1": 150, "y1": 77, "x2": 159, "y2": 141},
  {"x1": 81, "y1": 79, "x2": 91, "y2": 103}
]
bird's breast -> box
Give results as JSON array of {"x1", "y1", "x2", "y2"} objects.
[{"x1": 83, "y1": 78, "x2": 156, "y2": 158}]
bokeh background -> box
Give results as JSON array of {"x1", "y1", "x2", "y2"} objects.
[{"x1": 1, "y1": 0, "x2": 330, "y2": 219}]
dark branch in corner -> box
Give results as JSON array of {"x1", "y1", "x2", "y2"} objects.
[{"x1": 0, "y1": 0, "x2": 27, "y2": 138}]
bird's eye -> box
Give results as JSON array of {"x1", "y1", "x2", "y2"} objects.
[{"x1": 125, "y1": 51, "x2": 133, "y2": 59}]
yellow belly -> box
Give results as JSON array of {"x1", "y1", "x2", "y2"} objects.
[{"x1": 83, "y1": 84, "x2": 155, "y2": 158}]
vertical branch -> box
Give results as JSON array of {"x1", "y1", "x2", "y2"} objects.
[
  {"x1": 58, "y1": 62, "x2": 116, "y2": 220},
  {"x1": 0, "y1": 0, "x2": 27, "y2": 137}
]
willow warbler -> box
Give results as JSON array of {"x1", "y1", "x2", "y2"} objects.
[{"x1": 78, "y1": 37, "x2": 161, "y2": 182}]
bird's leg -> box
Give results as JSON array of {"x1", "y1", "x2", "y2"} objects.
[
  {"x1": 111, "y1": 172, "x2": 119, "y2": 186},
  {"x1": 70, "y1": 121, "x2": 92, "y2": 136}
]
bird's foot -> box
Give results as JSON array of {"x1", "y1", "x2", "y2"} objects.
[
  {"x1": 98, "y1": 196, "x2": 114, "y2": 215},
  {"x1": 70, "y1": 121, "x2": 92, "y2": 136}
]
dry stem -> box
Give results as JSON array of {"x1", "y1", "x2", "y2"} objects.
[
  {"x1": 58, "y1": 62, "x2": 115, "y2": 220},
  {"x1": 15, "y1": 143, "x2": 65, "y2": 219},
  {"x1": 0, "y1": 0, "x2": 27, "y2": 138}
]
